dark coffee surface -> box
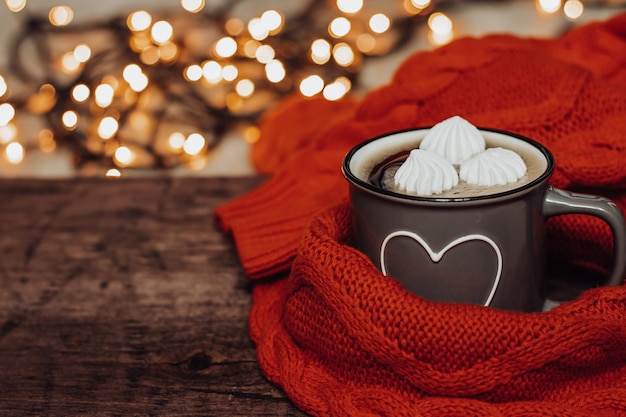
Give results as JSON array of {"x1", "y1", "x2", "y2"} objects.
[{"x1": 367, "y1": 150, "x2": 409, "y2": 190}]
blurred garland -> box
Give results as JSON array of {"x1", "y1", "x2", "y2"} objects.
[{"x1": 0, "y1": 0, "x2": 625, "y2": 172}]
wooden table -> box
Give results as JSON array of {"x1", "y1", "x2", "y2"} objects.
[{"x1": 0, "y1": 178, "x2": 308, "y2": 417}]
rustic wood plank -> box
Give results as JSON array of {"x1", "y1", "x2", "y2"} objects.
[{"x1": 0, "y1": 177, "x2": 308, "y2": 417}]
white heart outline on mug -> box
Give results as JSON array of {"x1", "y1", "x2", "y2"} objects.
[{"x1": 380, "y1": 231, "x2": 503, "y2": 306}]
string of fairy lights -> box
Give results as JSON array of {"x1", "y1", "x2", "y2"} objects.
[{"x1": 0, "y1": 0, "x2": 624, "y2": 177}]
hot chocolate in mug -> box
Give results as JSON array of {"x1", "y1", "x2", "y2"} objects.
[{"x1": 342, "y1": 117, "x2": 626, "y2": 312}]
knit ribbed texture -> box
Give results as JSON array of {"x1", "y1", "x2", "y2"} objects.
[
  {"x1": 250, "y1": 204, "x2": 626, "y2": 416},
  {"x1": 215, "y1": 13, "x2": 626, "y2": 417}
]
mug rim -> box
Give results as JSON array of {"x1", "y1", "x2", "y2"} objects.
[{"x1": 342, "y1": 126, "x2": 555, "y2": 205}]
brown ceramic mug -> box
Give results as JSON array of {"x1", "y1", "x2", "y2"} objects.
[{"x1": 342, "y1": 127, "x2": 626, "y2": 312}]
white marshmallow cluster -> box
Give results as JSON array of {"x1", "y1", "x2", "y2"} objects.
[{"x1": 393, "y1": 115, "x2": 527, "y2": 196}]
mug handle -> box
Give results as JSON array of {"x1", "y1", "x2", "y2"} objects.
[{"x1": 543, "y1": 186, "x2": 626, "y2": 287}]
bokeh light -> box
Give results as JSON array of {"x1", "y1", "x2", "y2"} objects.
[
  {"x1": 49, "y1": 5, "x2": 74, "y2": 26},
  {"x1": 128, "y1": 10, "x2": 152, "y2": 31},
  {"x1": 181, "y1": 0, "x2": 205, "y2": 13},
  {"x1": 337, "y1": 0, "x2": 363, "y2": 14},
  {"x1": 300, "y1": 75, "x2": 324, "y2": 97},
  {"x1": 369, "y1": 14, "x2": 391, "y2": 34},
  {"x1": 311, "y1": 39, "x2": 332, "y2": 65},
  {"x1": 5, "y1": 0, "x2": 26, "y2": 12},
  {"x1": 72, "y1": 84, "x2": 90, "y2": 102},
  {"x1": 5, "y1": 142, "x2": 24, "y2": 164},
  {"x1": 151, "y1": 20, "x2": 174, "y2": 44},
  {"x1": 564, "y1": 0, "x2": 584, "y2": 19},
  {"x1": 537, "y1": 0, "x2": 562, "y2": 14},
  {"x1": 98, "y1": 116, "x2": 119, "y2": 140},
  {"x1": 329, "y1": 17, "x2": 351, "y2": 38}
]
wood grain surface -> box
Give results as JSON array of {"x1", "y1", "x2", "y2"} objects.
[{"x1": 0, "y1": 177, "x2": 308, "y2": 417}]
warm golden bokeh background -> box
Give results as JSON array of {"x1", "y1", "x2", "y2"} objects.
[{"x1": 0, "y1": 0, "x2": 624, "y2": 178}]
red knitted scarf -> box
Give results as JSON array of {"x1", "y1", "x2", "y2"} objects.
[{"x1": 215, "y1": 14, "x2": 626, "y2": 417}]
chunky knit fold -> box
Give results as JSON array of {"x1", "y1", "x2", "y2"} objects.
[
  {"x1": 214, "y1": 12, "x2": 626, "y2": 417},
  {"x1": 249, "y1": 203, "x2": 626, "y2": 417}
]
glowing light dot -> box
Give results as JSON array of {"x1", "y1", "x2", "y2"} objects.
[
  {"x1": 151, "y1": 20, "x2": 173, "y2": 45},
  {"x1": 155, "y1": 45, "x2": 171, "y2": 61},
  {"x1": 537, "y1": 0, "x2": 562, "y2": 13},
  {"x1": 61, "y1": 52, "x2": 80, "y2": 73},
  {"x1": 225, "y1": 18, "x2": 244, "y2": 36},
  {"x1": 5, "y1": 142, "x2": 24, "y2": 165},
  {"x1": 159, "y1": 42, "x2": 178, "y2": 62},
  {"x1": 98, "y1": 117, "x2": 119, "y2": 140},
  {"x1": 329, "y1": 17, "x2": 351, "y2": 38},
  {"x1": 181, "y1": 0, "x2": 205, "y2": 13},
  {"x1": 123, "y1": 64, "x2": 149, "y2": 92},
  {"x1": 0, "y1": 124, "x2": 17, "y2": 144},
  {"x1": 428, "y1": 12, "x2": 453, "y2": 35},
  {"x1": 38, "y1": 129, "x2": 56, "y2": 153},
  {"x1": 202, "y1": 60, "x2": 222, "y2": 83},
  {"x1": 222, "y1": 65, "x2": 238, "y2": 81},
  {"x1": 226, "y1": 93, "x2": 243, "y2": 111},
  {"x1": 429, "y1": 32, "x2": 453, "y2": 46},
  {"x1": 114, "y1": 146, "x2": 134, "y2": 166},
  {"x1": 168, "y1": 132, "x2": 185, "y2": 150},
  {"x1": 369, "y1": 13, "x2": 391, "y2": 34},
  {"x1": 140, "y1": 45, "x2": 160, "y2": 65},
  {"x1": 299, "y1": 75, "x2": 325, "y2": 97},
  {"x1": 265, "y1": 60, "x2": 285, "y2": 83},
  {"x1": 235, "y1": 79, "x2": 254, "y2": 98},
  {"x1": 123, "y1": 64, "x2": 142, "y2": 82},
  {"x1": 128, "y1": 10, "x2": 152, "y2": 31},
  {"x1": 74, "y1": 44, "x2": 91, "y2": 63},
  {"x1": 255, "y1": 44, "x2": 275, "y2": 64},
  {"x1": 188, "y1": 157, "x2": 207, "y2": 171},
  {"x1": 248, "y1": 17, "x2": 269, "y2": 41},
  {"x1": 243, "y1": 126, "x2": 260, "y2": 144},
  {"x1": 0, "y1": 103, "x2": 15, "y2": 126},
  {"x1": 336, "y1": 76, "x2": 352, "y2": 91},
  {"x1": 155, "y1": 45, "x2": 173, "y2": 63},
  {"x1": 72, "y1": 84, "x2": 90, "y2": 102},
  {"x1": 40, "y1": 83, "x2": 56, "y2": 96},
  {"x1": 564, "y1": 0, "x2": 583, "y2": 19},
  {"x1": 103, "y1": 76, "x2": 119, "y2": 90},
  {"x1": 128, "y1": 111, "x2": 150, "y2": 132},
  {"x1": 243, "y1": 40, "x2": 261, "y2": 58},
  {"x1": 323, "y1": 79, "x2": 349, "y2": 101},
  {"x1": 106, "y1": 168, "x2": 121, "y2": 178},
  {"x1": 0, "y1": 75, "x2": 7, "y2": 97},
  {"x1": 356, "y1": 33, "x2": 376, "y2": 53},
  {"x1": 183, "y1": 133, "x2": 206, "y2": 156},
  {"x1": 62, "y1": 110, "x2": 78, "y2": 129},
  {"x1": 129, "y1": 33, "x2": 151, "y2": 53},
  {"x1": 333, "y1": 43, "x2": 355, "y2": 66},
  {"x1": 27, "y1": 83, "x2": 56, "y2": 114},
  {"x1": 95, "y1": 84, "x2": 115, "y2": 108},
  {"x1": 411, "y1": 0, "x2": 431, "y2": 7},
  {"x1": 130, "y1": 73, "x2": 148, "y2": 92},
  {"x1": 428, "y1": 12, "x2": 453, "y2": 45},
  {"x1": 49, "y1": 5, "x2": 74, "y2": 26},
  {"x1": 261, "y1": 10, "x2": 283, "y2": 32},
  {"x1": 311, "y1": 39, "x2": 332, "y2": 65},
  {"x1": 185, "y1": 64, "x2": 203, "y2": 81},
  {"x1": 214, "y1": 37, "x2": 238, "y2": 58},
  {"x1": 6, "y1": 0, "x2": 26, "y2": 12},
  {"x1": 337, "y1": 0, "x2": 363, "y2": 14}
]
